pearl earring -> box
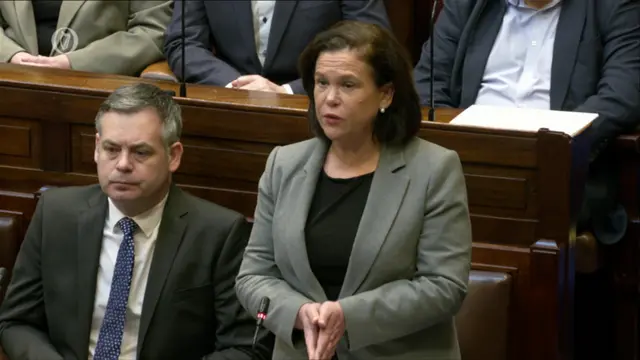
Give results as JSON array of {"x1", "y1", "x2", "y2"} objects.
[{"x1": 380, "y1": 107, "x2": 386, "y2": 113}]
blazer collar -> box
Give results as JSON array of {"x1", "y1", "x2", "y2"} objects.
[
  {"x1": 137, "y1": 184, "x2": 189, "y2": 356},
  {"x1": 57, "y1": 0, "x2": 86, "y2": 31},
  {"x1": 550, "y1": 0, "x2": 586, "y2": 109},
  {"x1": 339, "y1": 143, "x2": 409, "y2": 297},
  {"x1": 284, "y1": 139, "x2": 328, "y2": 301},
  {"x1": 264, "y1": 1, "x2": 298, "y2": 69},
  {"x1": 231, "y1": 1, "x2": 262, "y2": 71},
  {"x1": 460, "y1": 0, "x2": 507, "y2": 107},
  {"x1": 12, "y1": 1, "x2": 37, "y2": 54},
  {"x1": 75, "y1": 187, "x2": 108, "y2": 359}
]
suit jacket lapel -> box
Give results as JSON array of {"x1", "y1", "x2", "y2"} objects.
[
  {"x1": 550, "y1": 0, "x2": 586, "y2": 110},
  {"x1": 284, "y1": 140, "x2": 328, "y2": 301},
  {"x1": 56, "y1": 0, "x2": 86, "y2": 30},
  {"x1": 460, "y1": 0, "x2": 506, "y2": 107},
  {"x1": 339, "y1": 145, "x2": 409, "y2": 298},
  {"x1": 231, "y1": 1, "x2": 262, "y2": 71},
  {"x1": 137, "y1": 186, "x2": 188, "y2": 356},
  {"x1": 75, "y1": 190, "x2": 107, "y2": 359},
  {"x1": 13, "y1": 1, "x2": 37, "y2": 54},
  {"x1": 263, "y1": 1, "x2": 297, "y2": 70}
]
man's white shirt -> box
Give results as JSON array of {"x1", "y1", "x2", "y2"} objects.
[{"x1": 88, "y1": 194, "x2": 168, "y2": 359}]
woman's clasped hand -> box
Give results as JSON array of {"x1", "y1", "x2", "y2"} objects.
[{"x1": 296, "y1": 301, "x2": 346, "y2": 360}]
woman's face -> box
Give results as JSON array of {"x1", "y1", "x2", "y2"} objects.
[{"x1": 313, "y1": 49, "x2": 393, "y2": 143}]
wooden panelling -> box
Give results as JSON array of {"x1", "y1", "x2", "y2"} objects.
[
  {"x1": 470, "y1": 214, "x2": 538, "y2": 246},
  {"x1": 0, "y1": 118, "x2": 41, "y2": 168},
  {"x1": 0, "y1": 123, "x2": 30, "y2": 157},
  {"x1": 420, "y1": 128, "x2": 538, "y2": 168},
  {"x1": 465, "y1": 174, "x2": 529, "y2": 210}
]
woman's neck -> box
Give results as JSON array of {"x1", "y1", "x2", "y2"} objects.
[{"x1": 325, "y1": 138, "x2": 380, "y2": 178}]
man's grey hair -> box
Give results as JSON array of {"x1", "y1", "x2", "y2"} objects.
[{"x1": 95, "y1": 83, "x2": 182, "y2": 148}]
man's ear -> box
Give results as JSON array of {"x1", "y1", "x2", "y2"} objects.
[
  {"x1": 94, "y1": 133, "x2": 100, "y2": 164},
  {"x1": 168, "y1": 142, "x2": 184, "y2": 173}
]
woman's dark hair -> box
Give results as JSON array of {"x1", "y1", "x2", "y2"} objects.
[{"x1": 298, "y1": 20, "x2": 422, "y2": 145}]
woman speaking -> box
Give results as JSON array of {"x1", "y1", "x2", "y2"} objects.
[{"x1": 235, "y1": 20, "x2": 472, "y2": 360}]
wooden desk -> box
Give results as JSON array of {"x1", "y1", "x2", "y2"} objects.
[{"x1": 0, "y1": 64, "x2": 597, "y2": 360}]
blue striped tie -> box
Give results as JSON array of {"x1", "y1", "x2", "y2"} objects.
[{"x1": 94, "y1": 217, "x2": 138, "y2": 360}]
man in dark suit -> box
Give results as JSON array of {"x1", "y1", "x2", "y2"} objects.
[
  {"x1": 0, "y1": 83, "x2": 272, "y2": 360},
  {"x1": 163, "y1": 0, "x2": 390, "y2": 94},
  {"x1": 414, "y1": 0, "x2": 640, "y2": 248}
]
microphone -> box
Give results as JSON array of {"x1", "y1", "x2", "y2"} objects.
[
  {"x1": 428, "y1": 0, "x2": 440, "y2": 122},
  {"x1": 251, "y1": 297, "x2": 270, "y2": 360},
  {"x1": 179, "y1": 0, "x2": 187, "y2": 97}
]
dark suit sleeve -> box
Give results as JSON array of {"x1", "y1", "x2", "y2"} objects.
[
  {"x1": 574, "y1": 0, "x2": 640, "y2": 157},
  {"x1": 284, "y1": 0, "x2": 391, "y2": 94},
  {"x1": 0, "y1": 195, "x2": 63, "y2": 360},
  {"x1": 340, "y1": 0, "x2": 391, "y2": 28},
  {"x1": 414, "y1": 1, "x2": 469, "y2": 107},
  {"x1": 203, "y1": 217, "x2": 273, "y2": 360},
  {"x1": 286, "y1": 79, "x2": 306, "y2": 95},
  {"x1": 164, "y1": 0, "x2": 242, "y2": 86}
]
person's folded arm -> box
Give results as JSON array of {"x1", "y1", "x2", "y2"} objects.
[
  {"x1": 235, "y1": 147, "x2": 314, "y2": 349},
  {"x1": 284, "y1": 79, "x2": 304, "y2": 95},
  {"x1": 414, "y1": 0, "x2": 471, "y2": 107},
  {"x1": 573, "y1": 0, "x2": 640, "y2": 159},
  {"x1": 0, "y1": 195, "x2": 63, "y2": 360},
  {"x1": 65, "y1": 1, "x2": 172, "y2": 76},
  {"x1": 338, "y1": 150, "x2": 472, "y2": 350},
  {"x1": 0, "y1": 10, "x2": 27, "y2": 63},
  {"x1": 164, "y1": 0, "x2": 242, "y2": 87}
]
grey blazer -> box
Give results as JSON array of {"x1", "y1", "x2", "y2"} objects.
[{"x1": 235, "y1": 137, "x2": 472, "y2": 359}]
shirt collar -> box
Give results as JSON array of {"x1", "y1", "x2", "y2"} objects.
[
  {"x1": 507, "y1": 0, "x2": 562, "y2": 10},
  {"x1": 107, "y1": 193, "x2": 169, "y2": 237}
]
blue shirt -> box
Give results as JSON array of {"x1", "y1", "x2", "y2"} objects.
[{"x1": 475, "y1": 0, "x2": 562, "y2": 109}]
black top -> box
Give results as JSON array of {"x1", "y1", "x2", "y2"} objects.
[
  {"x1": 305, "y1": 170, "x2": 374, "y2": 301},
  {"x1": 32, "y1": 0, "x2": 63, "y2": 56}
]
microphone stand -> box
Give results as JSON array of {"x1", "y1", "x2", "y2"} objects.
[
  {"x1": 428, "y1": 0, "x2": 439, "y2": 122},
  {"x1": 251, "y1": 297, "x2": 270, "y2": 360},
  {"x1": 179, "y1": 0, "x2": 187, "y2": 97}
]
